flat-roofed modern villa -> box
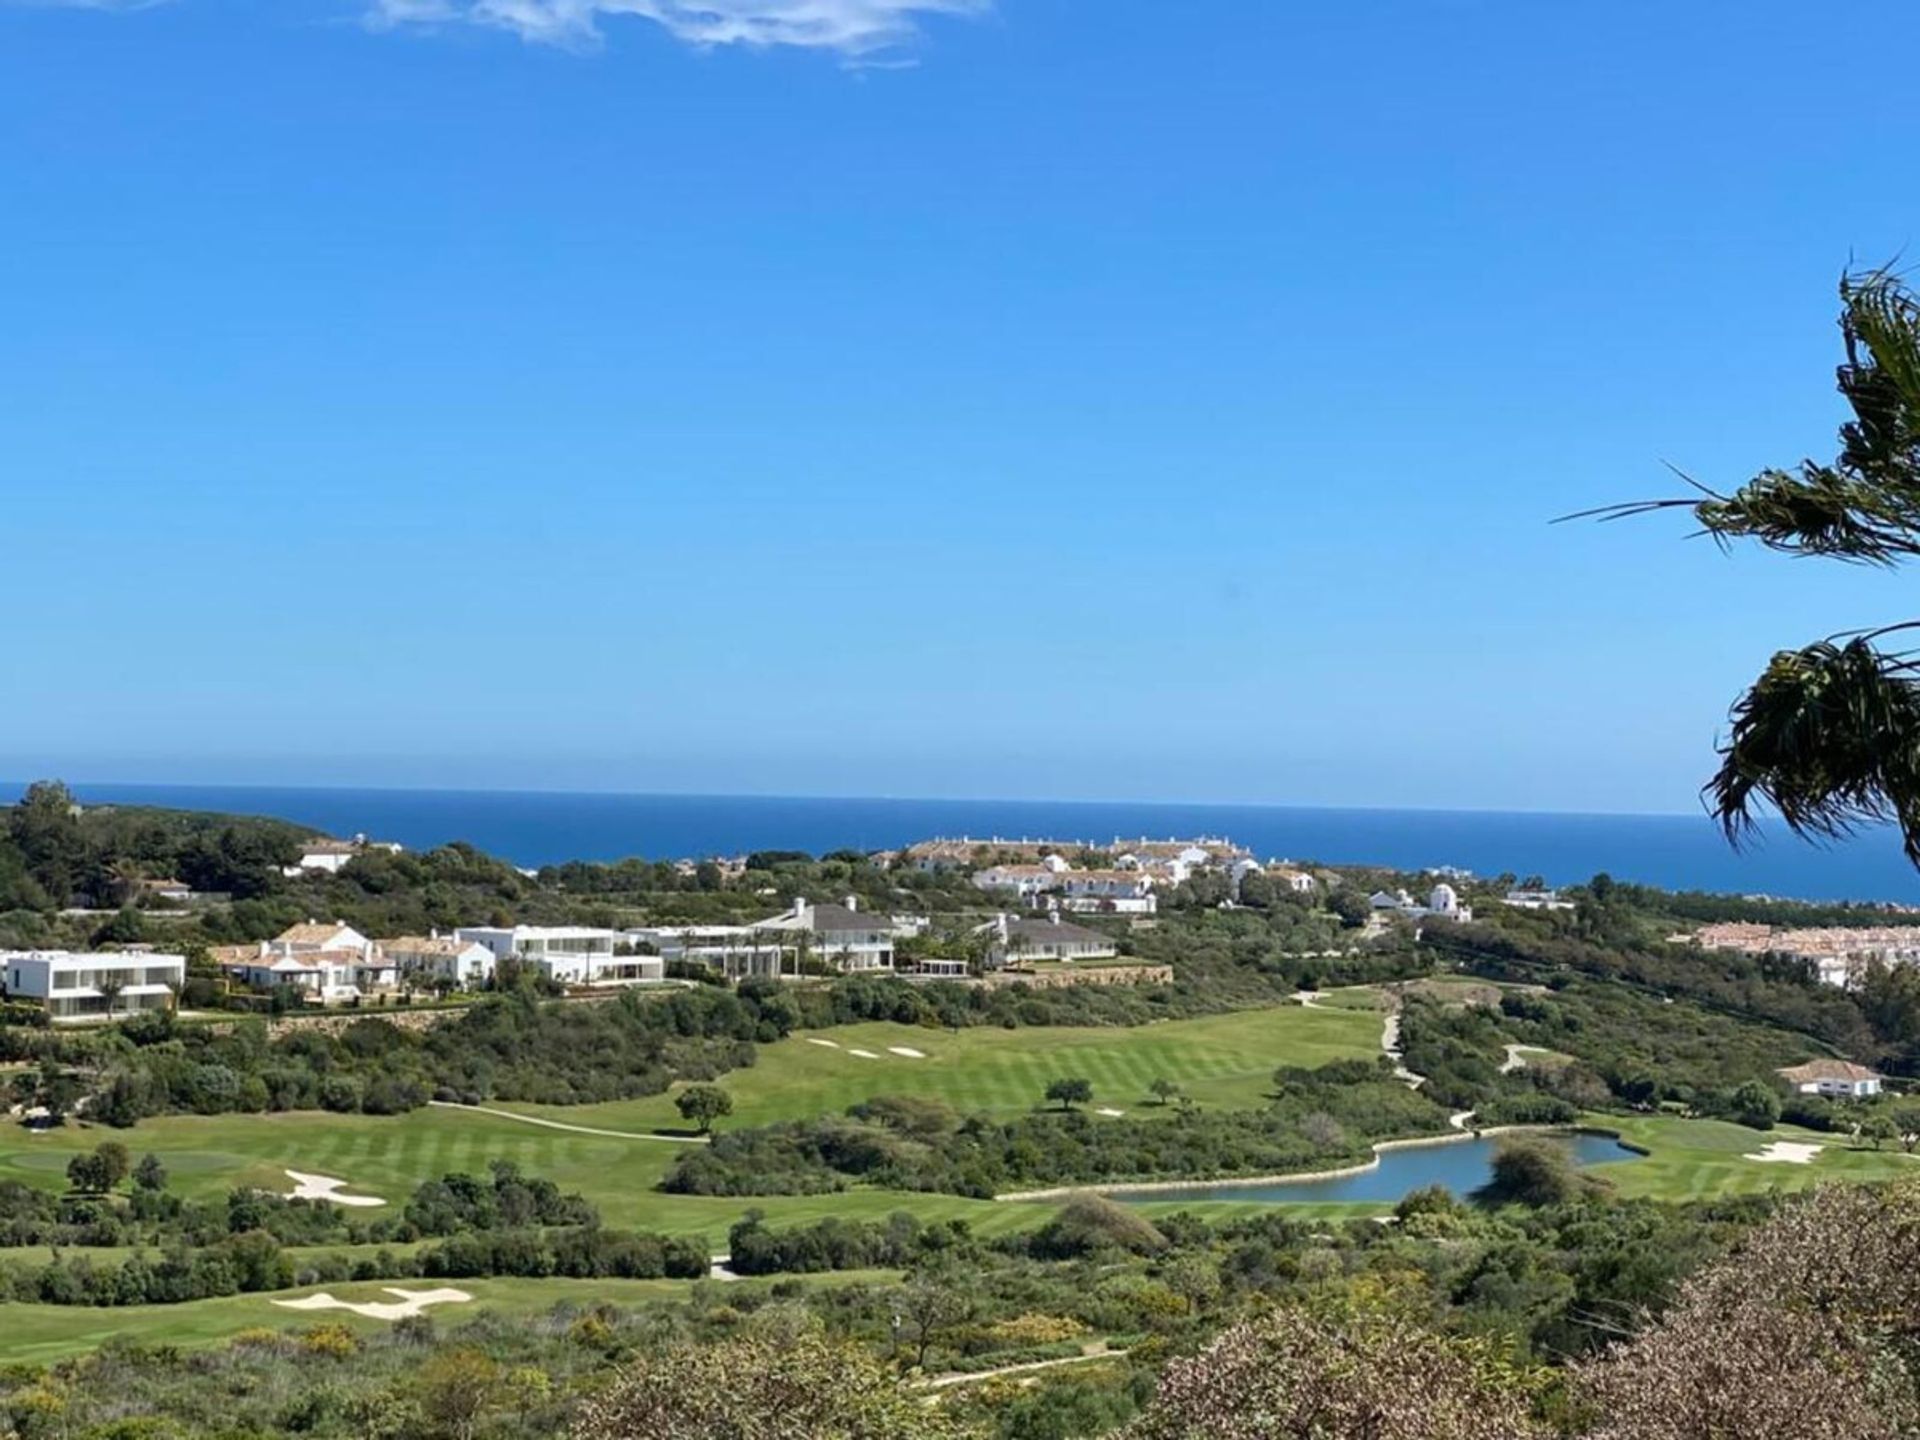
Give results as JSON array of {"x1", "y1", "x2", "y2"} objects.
[
  {"x1": 2, "y1": 950, "x2": 186, "y2": 1021},
  {"x1": 453, "y1": 926, "x2": 664, "y2": 985},
  {"x1": 625, "y1": 925, "x2": 790, "y2": 980}
]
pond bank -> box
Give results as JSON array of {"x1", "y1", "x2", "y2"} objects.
[{"x1": 995, "y1": 1123, "x2": 1630, "y2": 1203}]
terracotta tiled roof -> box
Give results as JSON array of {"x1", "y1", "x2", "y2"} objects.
[{"x1": 1778, "y1": 1059, "x2": 1883, "y2": 1083}]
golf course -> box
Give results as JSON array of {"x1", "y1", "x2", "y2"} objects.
[{"x1": 4, "y1": 996, "x2": 1915, "y2": 1360}]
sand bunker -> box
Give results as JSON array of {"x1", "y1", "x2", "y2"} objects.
[
  {"x1": 1095, "y1": 1107, "x2": 1126, "y2": 1118},
  {"x1": 805, "y1": 1038, "x2": 841, "y2": 1048},
  {"x1": 887, "y1": 1046, "x2": 927, "y2": 1059},
  {"x1": 848, "y1": 1049, "x2": 881, "y2": 1059},
  {"x1": 1745, "y1": 1141, "x2": 1824, "y2": 1164},
  {"x1": 285, "y1": 1170, "x2": 387, "y2": 1208},
  {"x1": 274, "y1": 1287, "x2": 471, "y2": 1321}
]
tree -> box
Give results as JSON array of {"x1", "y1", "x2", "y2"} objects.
[
  {"x1": 1148, "y1": 1077, "x2": 1182, "y2": 1107},
  {"x1": 95, "y1": 973, "x2": 126, "y2": 1021},
  {"x1": 674, "y1": 1084, "x2": 733, "y2": 1134},
  {"x1": 893, "y1": 1262, "x2": 977, "y2": 1371},
  {"x1": 1045, "y1": 1077, "x2": 1092, "y2": 1111},
  {"x1": 1891, "y1": 1103, "x2": 1920, "y2": 1153},
  {"x1": 572, "y1": 1332, "x2": 979, "y2": 1440},
  {"x1": 1125, "y1": 1297, "x2": 1546, "y2": 1440},
  {"x1": 1727, "y1": 1079, "x2": 1782, "y2": 1131},
  {"x1": 133, "y1": 1153, "x2": 168, "y2": 1191},
  {"x1": 1474, "y1": 1138, "x2": 1584, "y2": 1208},
  {"x1": 1577, "y1": 268, "x2": 1920, "y2": 868},
  {"x1": 93, "y1": 1141, "x2": 130, "y2": 1189},
  {"x1": 8, "y1": 780, "x2": 85, "y2": 907},
  {"x1": 1861, "y1": 1113, "x2": 1900, "y2": 1150},
  {"x1": 414, "y1": 1348, "x2": 503, "y2": 1440},
  {"x1": 1328, "y1": 889, "x2": 1372, "y2": 929}
]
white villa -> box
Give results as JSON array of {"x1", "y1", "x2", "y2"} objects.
[
  {"x1": 753, "y1": 897, "x2": 895, "y2": 972},
  {"x1": 1, "y1": 950, "x2": 186, "y2": 1022},
  {"x1": 454, "y1": 926, "x2": 663, "y2": 986},
  {"x1": 1777, "y1": 1059, "x2": 1885, "y2": 1099},
  {"x1": 214, "y1": 920, "x2": 396, "y2": 1003},
  {"x1": 975, "y1": 913, "x2": 1118, "y2": 967},
  {"x1": 626, "y1": 925, "x2": 790, "y2": 980},
  {"x1": 382, "y1": 934, "x2": 497, "y2": 989},
  {"x1": 1370, "y1": 884, "x2": 1473, "y2": 925}
]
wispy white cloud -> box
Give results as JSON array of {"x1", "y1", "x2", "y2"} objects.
[{"x1": 364, "y1": 0, "x2": 991, "y2": 56}]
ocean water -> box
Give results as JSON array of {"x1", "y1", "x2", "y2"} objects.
[{"x1": 10, "y1": 782, "x2": 1920, "y2": 904}]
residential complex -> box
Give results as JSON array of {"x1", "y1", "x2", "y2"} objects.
[{"x1": 1694, "y1": 921, "x2": 1920, "y2": 988}]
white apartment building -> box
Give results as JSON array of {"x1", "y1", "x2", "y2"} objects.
[
  {"x1": 1058, "y1": 870, "x2": 1158, "y2": 915},
  {"x1": 454, "y1": 926, "x2": 663, "y2": 986},
  {"x1": 2, "y1": 950, "x2": 186, "y2": 1022}
]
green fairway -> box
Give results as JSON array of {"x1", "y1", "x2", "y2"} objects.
[
  {"x1": 498, "y1": 1005, "x2": 1381, "y2": 1133},
  {"x1": 1586, "y1": 1113, "x2": 1920, "y2": 1201},
  {"x1": 0, "y1": 1106, "x2": 1033, "y2": 1247},
  {"x1": 0, "y1": 1006, "x2": 1376, "y2": 1252},
  {"x1": 0, "y1": 1271, "x2": 903, "y2": 1365}
]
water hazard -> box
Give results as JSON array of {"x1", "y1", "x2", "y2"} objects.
[{"x1": 1121, "y1": 1131, "x2": 1642, "y2": 1206}]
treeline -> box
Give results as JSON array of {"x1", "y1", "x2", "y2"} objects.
[
  {"x1": 0, "y1": 1158, "x2": 708, "y2": 1307},
  {"x1": 1392, "y1": 980, "x2": 1819, "y2": 1123},
  {"x1": 665, "y1": 1064, "x2": 1452, "y2": 1199},
  {"x1": 725, "y1": 1209, "x2": 971, "y2": 1276},
  {"x1": 0, "y1": 781, "x2": 309, "y2": 919},
  {"x1": 1420, "y1": 920, "x2": 1880, "y2": 1060}
]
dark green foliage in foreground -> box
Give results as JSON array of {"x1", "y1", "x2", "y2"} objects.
[
  {"x1": 664, "y1": 1062, "x2": 1451, "y2": 1199},
  {"x1": 0, "y1": 1181, "x2": 1785, "y2": 1439}
]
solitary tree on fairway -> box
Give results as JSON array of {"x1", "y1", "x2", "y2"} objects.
[
  {"x1": 1045, "y1": 1077, "x2": 1093, "y2": 1111},
  {"x1": 1575, "y1": 267, "x2": 1920, "y2": 868},
  {"x1": 675, "y1": 1085, "x2": 733, "y2": 1134},
  {"x1": 1861, "y1": 1113, "x2": 1900, "y2": 1150},
  {"x1": 1148, "y1": 1077, "x2": 1182, "y2": 1107}
]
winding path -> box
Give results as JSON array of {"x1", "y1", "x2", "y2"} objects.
[
  {"x1": 918, "y1": 1345, "x2": 1126, "y2": 1391},
  {"x1": 1381, "y1": 1007, "x2": 1426, "y2": 1088},
  {"x1": 427, "y1": 1100, "x2": 709, "y2": 1144}
]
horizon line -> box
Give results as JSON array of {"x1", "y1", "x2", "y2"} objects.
[{"x1": 2, "y1": 774, "x2": 1725, "y2": 826}]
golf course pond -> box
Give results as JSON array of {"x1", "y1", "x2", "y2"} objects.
[{"x1": 1120, "y1": 1130, "x2": 1644, "y2": 1206}]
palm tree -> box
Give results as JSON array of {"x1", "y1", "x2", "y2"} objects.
[
  {"x1": 96, "y1": 976, "x2": 124, "y2": 1022},
  {"x1": 1573, "y1": 265, "x2": 1920, "y2": 865}
]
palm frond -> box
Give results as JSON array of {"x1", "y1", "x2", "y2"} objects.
[
  {"x1": 1708, "y1": 637, "x2": 1920, "y2": 866},
  {"x1": 1571, "y1": 265, "x2": 1920, "y2": 562}
]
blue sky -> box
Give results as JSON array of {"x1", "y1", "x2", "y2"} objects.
[{"x1": 3, "y1": 0, "x2": 1917, "y2": 813}]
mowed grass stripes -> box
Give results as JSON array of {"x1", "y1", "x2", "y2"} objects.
[{"x1": 500, "y1": 1004, "x2": 1382, "y2": 1135}]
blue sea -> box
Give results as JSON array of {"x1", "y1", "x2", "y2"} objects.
[{"x1": 9, "y1": 782, "x2": 1919, "y2": 904}]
